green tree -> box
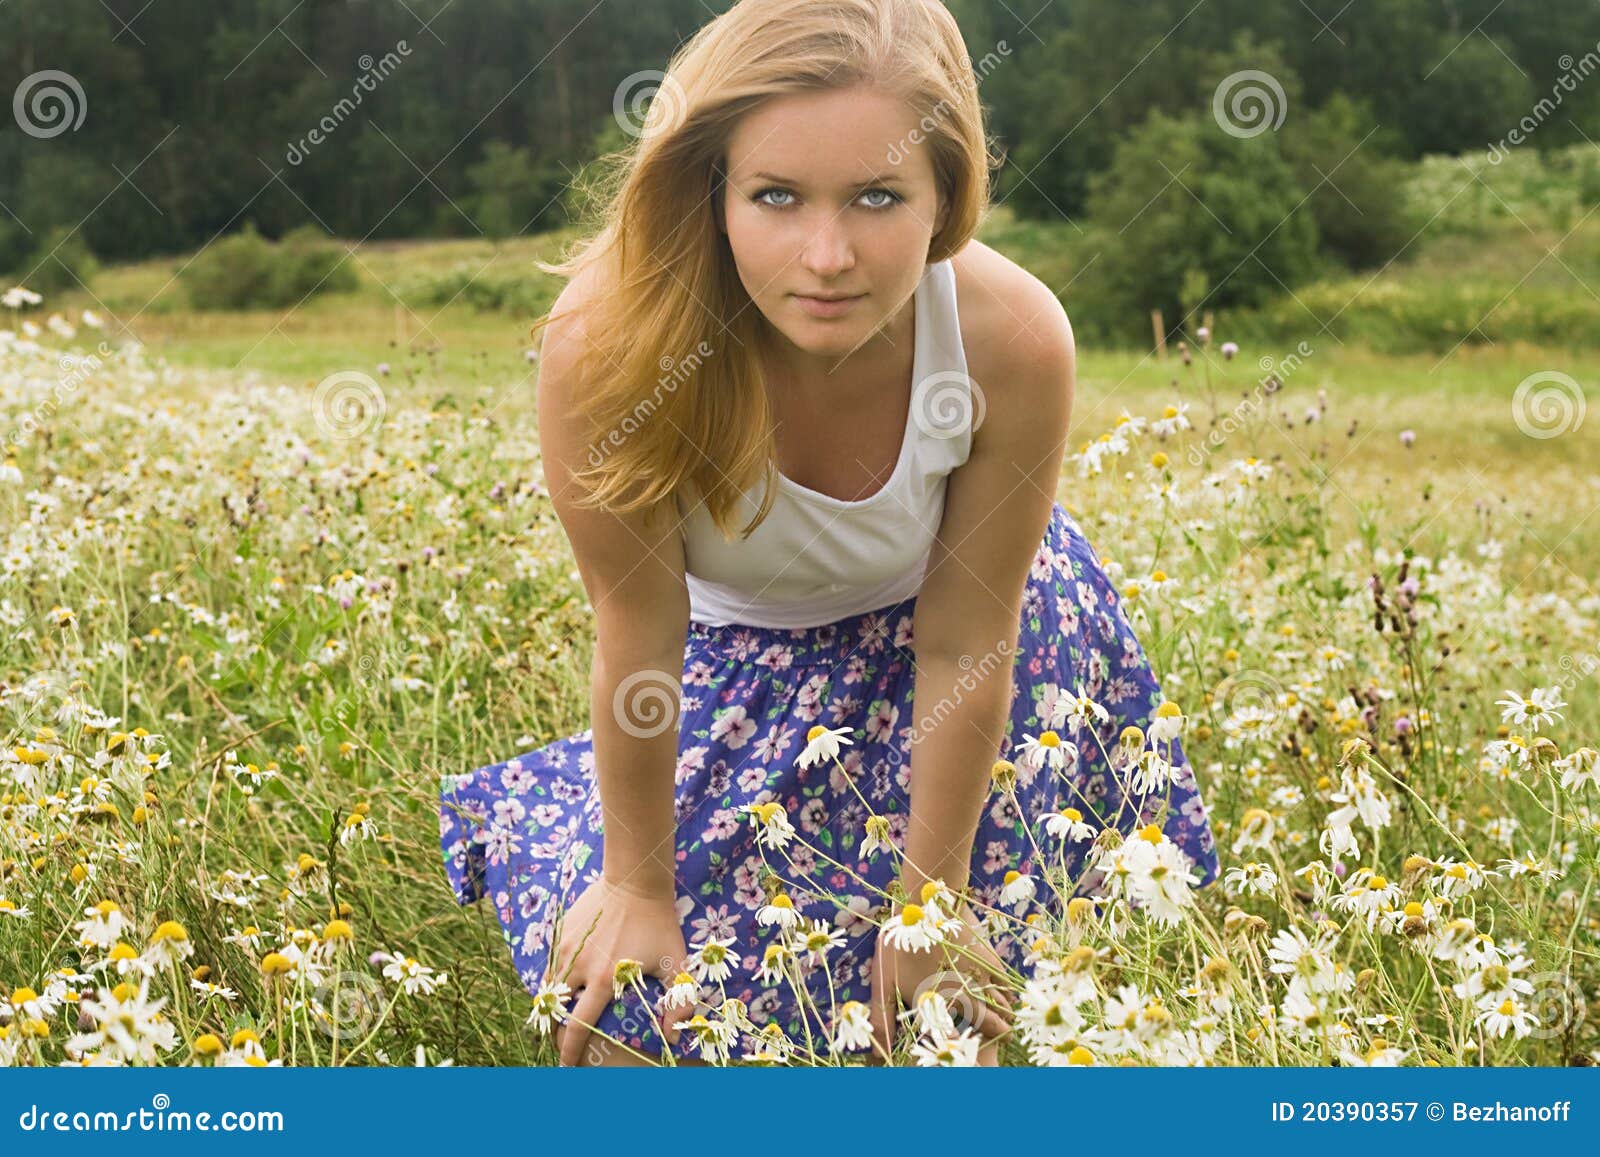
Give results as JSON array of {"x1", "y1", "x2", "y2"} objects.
[
  {"x1": 1279, "y1": 94, "x2": 1414, "y2": 270},
  {"x1": 1077, "y1": 109, "x2": 1321, "y2": 343}
]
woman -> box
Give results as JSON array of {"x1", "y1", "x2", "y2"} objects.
[{"x1": 440, "y1": 0, "x2": 1220, "y2": 1067}]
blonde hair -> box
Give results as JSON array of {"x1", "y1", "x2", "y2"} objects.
[{"x1": 534, "y1": 0, "x2": 1000, "y2": 540}]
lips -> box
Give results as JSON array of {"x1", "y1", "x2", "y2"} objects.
[{"x1": 791, "y1": 291, "x2": 866, "y2": 318}]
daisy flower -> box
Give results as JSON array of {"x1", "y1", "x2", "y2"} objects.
[
  {"x1": 664, "y1": 971, "x2": 699, "y2": 1011},
  {"x1": 1495, "y1": 686, "x2": 1565, "y2": 732},
  {"x1": 910, "y1": 1025, "x2": 982, "y2": 1066},
  {"x1": 74, "y1": 901, "x2": 132, "y2": 949},
  {"x1": 1050, "y1": 685, "x2": 1109, "y2": 732},
  {"x1": 1224, "y1": 862, "x2": 1278, "y2": 896},
  {"x1": 830, "y1": 1000, "x2": 874, "y2": 1054},
  {"x1": 144, "y1": 921, "x2": 194, "y2": 967},
  {"x1": 1000, "y1": 870, "x2": 1037, "y2": 906},
  {"x1": 757, "y1": 892, "x2": 800, "y2": 931},
  {"x1": 690, "y1": 936, "x2": 738, "y2": 984},
  {"x1": 754, "y1": 942, "x2": 794, "y2": 986},
  {"x1": 1476, "y1": 994, "x2": 1539, "y2": 1039},
  {"x1": 339, "y1": 807, "x2": 377, "y2": 845},
  {"x1": 861, "y1": 814, "x2": 894, "y2": 857},
  {"x1": 610, "y1": 958, "x2": 643, "y2": 998},
  {"x1": 1556, "y1": 747, "x2": 1598, "y2": 792},
  {"x1": 525, "y1": 978, "x2": 573, "y2": 1033},
  {"x1": 798, "y1": 919, "x2": 846, "y2": 964},
  {"x1": 379, "y1": 953, "x2": 449, "y2": 996},
  {"x1": 742, "y1": 801, "x2": 795, "y2": 850},
  {"x1": 796, "y1": 724, "x2": 853, "y2": 769},
  {"x1": 1016, "y1": 730, "x2": 1072, "y2": 772},
  {"x1": 1130, "y1": 749, "x2": 1174, "y2": 795},
  {"x1": 881, "y1": 903, "x2": 942, "y2": 953},
  {"x1": 684, "y1": 1013, "x2": 737, "y2": 1064},
  {"x1": 1147, "y1": 700, "x2": 1185, "y2": 744},
  {"x1": 1043, "y1": 805, "x2": 1095, "y2": 842}
]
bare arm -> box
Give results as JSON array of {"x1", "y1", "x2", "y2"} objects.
[
  {"x1": 537, "y1": 274, "x2": 691, "y2": 901},
  {"x1": 902, "y1": 274, "x2": 1076, "y2": 900}
]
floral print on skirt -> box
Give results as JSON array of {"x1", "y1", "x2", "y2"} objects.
[{"x1": 439, "y1": 501, "x2": 1220, "y2": 1062}]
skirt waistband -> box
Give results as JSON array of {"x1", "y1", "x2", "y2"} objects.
[{"x1": 685, "y1": 594, "x2": 920, "y2": 668}]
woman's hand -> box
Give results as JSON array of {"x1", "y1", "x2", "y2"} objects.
[
  {"x1": 547, "y1": 873, "x2": 694, "y2": 1067},
  {"x1": 866, "y1": 898, "x2": 1015, "y2": 1064}
]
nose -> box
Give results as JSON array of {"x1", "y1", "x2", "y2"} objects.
[{"x1": 798, "y1": 215, "x2": 856, "y2": 281}]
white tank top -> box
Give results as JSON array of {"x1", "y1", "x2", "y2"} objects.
[{"x1": 678, "y1": 258, "x2": 972, "y2": 628}]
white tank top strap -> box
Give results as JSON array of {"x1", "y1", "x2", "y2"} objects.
[{"x1": 905, "y1": 256, "x2": 974, "y2": 479}]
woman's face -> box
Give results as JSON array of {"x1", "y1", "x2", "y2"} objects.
[{"x1": 719, "y1": 84, "x2": 947, "y2": 366}]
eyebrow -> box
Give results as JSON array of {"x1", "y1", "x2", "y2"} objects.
[{"x1": 746, "y1": 170, "x2": 907, "y2": 188}]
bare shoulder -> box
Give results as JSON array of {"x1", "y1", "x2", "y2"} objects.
[{"x1": 946, "y1": 239, "x2": 1075, "y2": 433}]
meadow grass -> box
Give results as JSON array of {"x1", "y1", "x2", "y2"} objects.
[{"x1": 2, "y1": 213, "x2": 1597, "y2": 1065}]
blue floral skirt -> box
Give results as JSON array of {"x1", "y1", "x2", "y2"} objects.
[{"x1": 439, "y1": 502, "x2": 1220, "y2": 1063}]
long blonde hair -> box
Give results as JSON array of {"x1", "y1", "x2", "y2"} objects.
[{"x1": 534, "y1": 0, "x2": 1000, "y2": 540}]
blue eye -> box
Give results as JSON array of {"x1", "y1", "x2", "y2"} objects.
[{"x1": 751, "y1": 186, "x2": 903, "y2": 210}]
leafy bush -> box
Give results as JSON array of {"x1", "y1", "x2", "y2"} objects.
[
  {"x1": 1221, "y1": 278, "x2": 1600, "y2": 354},
  {"x1": 1073, "y1": 109, "x2": 1322, "y2": 345},
  {"x1": 179, "y1": 222, "x2": 358, "y2": 310},
  {"x1": 393, "y1": 263, "x2": 561, "y2": 318},
  {"x1": 1405, "y1": 144, "x2": 1600, "y2": 236},
  {"x1": 16, "y1": 226, "x2": 101, "y2": 297}
]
